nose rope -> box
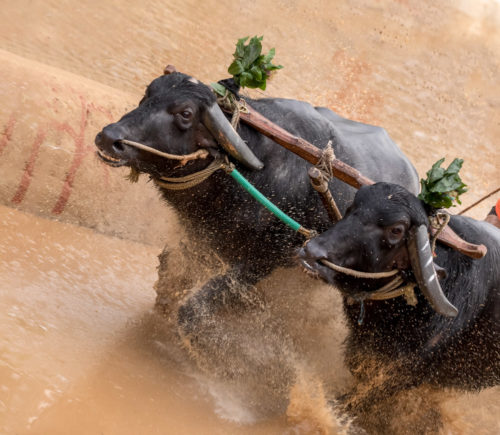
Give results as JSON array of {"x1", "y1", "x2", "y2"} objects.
[
  {"x1": 120, "y1": 139, "x2": 210, "y2": 162},
  {"x1": 319, "y1": 258, "x2": 399, "y2": 279},
  {"x1": 118, "y1": 138, "x2": 315, "y2": 237},
  {"x1": 318, "y1": 258, "x2": 417, "y2": 305}
]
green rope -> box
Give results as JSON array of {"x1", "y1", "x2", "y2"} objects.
[
  {"x1": 211, "y1": 83, "x2": 314, "y2": 237},
  {"x1": 227, "y1": 167, "x2": 314, "y2": 237}
]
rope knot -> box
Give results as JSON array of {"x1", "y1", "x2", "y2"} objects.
[
  {"x1": 215, "y1": 88, "x2": 249, "y2": 130},
  {"x1": 309, "y1": 140, "x2": 343, "y2": 221},
  {"x1": 316, "y1": 140, "x2": 336, "y2": 181},
  {"x1": 429, "y1": 210, "x2": 451, "y2": 255}
]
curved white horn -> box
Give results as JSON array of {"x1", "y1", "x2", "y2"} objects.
[
  {"x1": 407, "y1": 225, "x2": 458, "y2": 318},
  {"x1": 202, "y1": 103, "x2": 264, "y2": 171}
]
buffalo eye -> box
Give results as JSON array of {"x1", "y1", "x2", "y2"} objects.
[
  {"x1": 174, "y1": 107, "x2": 194, "y2": 130},
  {"x1": 181, "y1": 110, "x2": 192, "y2": 119},
  {"x1": 384, "y1": 223, "x2": 406, "y2": 246}
]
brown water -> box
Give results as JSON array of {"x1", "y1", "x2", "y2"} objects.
[
  {"x1": 0, "y1": 205, "x2": 349, "y2": 434},
  {"x1": 1, "y1": 204, "x2": 498, "y2": 434},
  {"x1": 0, "y1": 0, "x2": 499, "y2": 433}
]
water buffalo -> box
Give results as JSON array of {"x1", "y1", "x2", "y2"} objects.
[
  {"x1": 299, "y1": 182, "x2": 499, "y2": 430},
  {"x1": 95, "y1": 71, "x2": 419, "y2": 338}
]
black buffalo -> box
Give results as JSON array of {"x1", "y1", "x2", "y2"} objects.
[
  {"x1": 95, "y1": 72, "x2": 419, "y2": 337},
  {"x1": 299, "y1": 182, "x2": 499, "y2": 430}
]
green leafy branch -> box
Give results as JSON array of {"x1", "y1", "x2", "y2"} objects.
[
  {"x1": 418, "y1": 158, "x2": 468, "y2": 209},
  {"x1": 227, "y1": 36, "x2": 283, "y2": 90}
]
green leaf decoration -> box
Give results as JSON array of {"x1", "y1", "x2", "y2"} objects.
[
  {"x1": 228, "y1": 60, "x2": 244, "y2": 75},
  {"x1": 228, "y1": 35, "x2": 283, "y2": 90},
  {"x1": 210, "y1": 82, "x2": 227, "y2": 97},
  {"x1": 417, "y1": 158, "x2": 468, "y2": 209},
  {"x1": 234, "y1": 37, "x2": 248, "y2": 58}
]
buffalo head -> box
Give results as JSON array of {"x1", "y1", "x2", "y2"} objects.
[
  {"x1": 95, "y1": 72, "x2": 263, "y2": 177},
  {"x1": 299, "y1": 182, "x2": 458, "y2": 317}
]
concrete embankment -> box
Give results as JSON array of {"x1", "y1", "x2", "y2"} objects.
[{"x1": 0, "y1": 49, "x2": 172, "y2": 246}]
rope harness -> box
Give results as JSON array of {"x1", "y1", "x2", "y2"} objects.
[
  {"x1": 215, "y1": 88, "x2": 249, "y2": 130},
  {"x1": 319, "y1": 258, "x2": 417, "y2": 307},
  {"x1": 120, "y1": 139, "x2": 315, "y2": 237},
  {"x1": 320, "y1": 259, "x2": 399, "y2": 279},
  {"x1": 120, "y1": 94, "x2": 455, "y2": 317},
  {"x1": 316, "y1": 211, "x2": 454, "y2": 321},
  {"x1": 154, "y1": 157, "x2": 227, "y2": 191},
  {"x1": 316, "y1": 141, "x2": 336, "y2": 180},
  {"x1": 313, "y1": 141, "x2": 343, "y2": 221},
  {"x1": 318, "y1": 255, "x2": 418, "y2": 325},
  {"x1": 121, "y1": 139, "x2": 210, "y2": 163}
]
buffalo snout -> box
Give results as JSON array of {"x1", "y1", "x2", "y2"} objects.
[
  {"x1": 299, "y1": 239, "x2": 327, "y2": 265},
  {"x1": 95, "y1": 123, "x2": 134, "y2": 166},
  {"x1": 95, "y1": 124, "x2": 127, "y2": 150},
  {"x1": 298, "y1": 236, "x2": 338, "y2": 282}
]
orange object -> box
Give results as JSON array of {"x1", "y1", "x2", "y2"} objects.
[{"x1": 495, "y1": 198, "x2": 500, "y2": 218}]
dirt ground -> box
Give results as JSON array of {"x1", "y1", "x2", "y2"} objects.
[{"x1": 0, "y1": 0, "x2": 498, "y2": 433}]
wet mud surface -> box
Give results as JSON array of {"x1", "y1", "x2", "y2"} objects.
[{"x1": 0, "y1": 0, "x2": 499, "y2": 433}]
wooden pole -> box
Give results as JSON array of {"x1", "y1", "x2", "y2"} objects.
[
  {"x1": 232, "y1": 103, "x2": 375, "y2": 189},
  {"x1": 233, "y1": 101, "x2": 486, "y2": 259},
  {"x1": 308, "y1": 167, "x2": 342, "y2": 223}
]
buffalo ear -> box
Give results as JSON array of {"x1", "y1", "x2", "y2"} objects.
[
  {"x1": 407, "y1": 225, "x2": 458, "y2": 317},
  {"x1": 201, "y1": 103, "x2": 264, "y2": 170}
]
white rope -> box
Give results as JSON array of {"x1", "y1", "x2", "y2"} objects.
[
  {"x1": 314, "y1": 141, "x2": 342, "y2": 221},
  {"x1": 214, "y1": 88, "x2": 249, "y2": 130},
  {"x1": 320, "y1": 258, "x2": 399, "y2": 279},
  {"x1": 120, "y1": 139, "x2": 210, "y2": 162},
  {"x1": 316, "y1": 140, "x2": 336, "y2": 180},
  {"x1": 154, "y1": 157, "x2": 227, "y2": 191},
  {"x1": 114, "y1": 138, "x2": 223, "y2": 190},
  {"x1": 429, "y1": 210, "x2": 451, "y2": 254},
  {"x1": 319, "y1": 258, "x2": 417, "y2": 304}
]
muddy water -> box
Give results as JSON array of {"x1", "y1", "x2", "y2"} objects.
[
  {"x1": 0, "y1": 204, "x2": 346, "y2": 434},
  {"x1": 0, "y1": 205, "x2": 286, "y2": 434},
  {"x1": 1, "y1": 206, "x2": 498, "y2": 434},
  {"x1": 0, "y1": 0, "x2": 499, "y2": 433}
]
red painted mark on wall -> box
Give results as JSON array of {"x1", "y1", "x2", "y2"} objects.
[
  {"x1": 0, "y1": 114, "x2": 17, "y2": 157},
  {"x1": 89, "y1": 101, "x2": 114, "y2": 122},
  {"x1": 11, "y1": 127, "x2": 47, "y2": 204},
  {"x1": 5, "y1": 86, "x2": 117, "y2": 214},
  {"x1": 51, "y1": 95, "x2": 93, "y2": 215}
]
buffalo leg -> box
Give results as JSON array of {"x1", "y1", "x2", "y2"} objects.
[
  {"x1": 154, "y1": 239, "x2": 224, "y2": 319},
  {"x1": 341, "y1": 344, "x2": 443, "y2": 434},
  {"x1": 177, "y1": 263, "x2": 269, "y2": 338}
]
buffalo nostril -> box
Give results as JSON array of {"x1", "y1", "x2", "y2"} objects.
[
  {"x1": 99, "y1": 124, "x2": 127, "y2": 148},
  {"x1": 112, "y1": 142, "x2": 125, "y2": 153}
]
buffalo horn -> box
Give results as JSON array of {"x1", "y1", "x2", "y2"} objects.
[
  {"x1": 407, "y1": 225, "x2": 458, "y2": 317},
  {"x1": 202, "y1": 103, "x2": 264, "y2": 171},
  {"x1": 164, "y1": 65, "x2": 177, "y2": 75}
]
